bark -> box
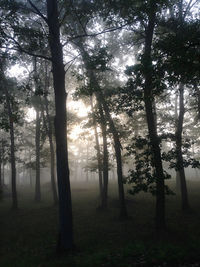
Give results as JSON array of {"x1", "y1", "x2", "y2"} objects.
[
  {"x1": 4, "y1": 87, "x2": 18, "y2": 210},
  {"x1": 175, "y1": 84, "x2": 189, "y2": 211},
  {"x1": 90, "y1": 96, "x2": 103, "y2": 199},
  {"x1": 143, "y1": 3, "x2": 165, "y2": 231},
  {"x1": 34, "y1": 109, "x2": 41, "y2": 202},
  {"x1": 46, "y1": 0, "x2": 74, "y2": 251}
]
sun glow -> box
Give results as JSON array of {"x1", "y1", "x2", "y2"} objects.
[
  {"x1": 68, "y1": 100, "x2": 91, "y2": 118},
  {"x1": 25, "y1": 107, "x2": 36, "y2": 122}
]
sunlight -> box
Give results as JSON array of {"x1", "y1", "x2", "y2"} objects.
[
  {"x1": 7, "y1": 64, "x2": 29, "y2": 79},
  {"x1": 68, "y1": 100, "x2": 91, "y2": 118},
  {"x1": 26, "y1": 107, "x2": 36, "y2": 122}
]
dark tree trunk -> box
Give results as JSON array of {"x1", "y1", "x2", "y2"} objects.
[
  {"x1": 76, "y1": 42, "x2": 127, "y2": 219},
  {"x1": 175, "y1": 84, "x2": 189, "y2": 211},
  {"x1": 197, "y1": 86, "x2": 200, "y2": 120},
  {"x1": 86, "y1": 142, "x2": 89, "y2": 182},
  {"x1": 175, "y1": 93, "x2": 181, "y2": 191},
  {"x1": 43, "y1": 65, "x2": 58, "y2": 205},
  {"x1": 45, "y1": 110, "x2": 58, "y2": 205},
  {"x1": 143, "y1": 3, "x2": 165, "y2": 231},
  {"x1": 46, "y1": 0, "x2": 74, "y2": 251},
  {"x1": 2, "y1": 160, "x2": 4, "y2": 186},
  {"x1": 90, "y1": 96, "x2": 103, "y2": 198},
  {"x1": 0, "y1": 148, "x2": 2, "y2": 200},
  {"x1": 4, "y1": 87, "x2": 18, "y2": 210},
  {"x1": 98, "y1": 102, "x2": 109, "y2": 209},
  {"x1": 98, "y1": 93, "x2": 127, "y2": 218},
  {"x1": 35, "y1": 109, "x2": 41, "y2": 202}
]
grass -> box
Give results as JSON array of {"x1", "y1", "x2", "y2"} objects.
[{"x1": 1, "y1": 180, "x2": 200, "y2": 266}]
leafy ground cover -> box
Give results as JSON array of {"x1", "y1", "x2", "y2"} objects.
[{"x1": 0, "y1": 180, "x2": 200, "y2": 266}]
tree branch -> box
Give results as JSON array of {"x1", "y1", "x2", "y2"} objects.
[
  {"x1": 64, "y1": 54, "x2": 80, "y2": 73},
  {"x1": 62, "y1": 24, "x2": 128, "y2": 47},
  {"x1": 27, "y1": 0, "x2": 48, "y2": 24},
  {"x1": 1, "y1": 34, "x2": 52, "y2": 61},
  {"x1": 183, "y1": 0, "x2": 199, "y2": 19}
]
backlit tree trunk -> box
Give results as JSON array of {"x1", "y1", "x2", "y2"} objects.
[
  {"x1": 34, "y1": 109, "x2": 41, "y2": 202},
  {"x1": 43, "y1": 64, "x2": 58, "y2": 205},
  {"x1": 90, "y1": 95, "x2": 103, "y2": 199},
  {"x1": 0, "y1": 147, "x2": 2, "y2": 200},
  {"x1": 175, "y1": 84, "x2": 189, "y2": 211},
  {"x1": 4, "y1": 87, "x2": 18, "y2": 210},
  {"x1": 98, "y1": 102, "x2": 109, "y2": 209},
  {"x1": 46, "y1": 0, "x2": 73, "y2": 251},
  {"x1": 143, "y1": 2, "x2": 165, "y2": 231}
]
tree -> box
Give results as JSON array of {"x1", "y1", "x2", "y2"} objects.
[
  {"x1": 46, "y1": 0, "x2": 74, "y2": 251},
  {"x1": 78, "y1": 43, "x2": 128, "y2": 218},
  {"x1": 0, "y1": 70, "x2": 19, "y2": 210},
  {"x1": 42, "y1": 61, "x2": 58, "y2": 205},
  {"x1": 0, "y1": 0, "x2": 75, "y2": 251}
]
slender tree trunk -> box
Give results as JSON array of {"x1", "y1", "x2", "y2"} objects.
[
  {"x1": 46, "y1": 0, "x2": 74, "y2": 251},
  {"x1": 96, "y1": 91, "x2": 127, "y2": 218},
  {"x1": 98, "y1": 102, "x2": 109, "y2": 209},
  {"x1": 175, "y1": 84, "x2": 189, "y2": 211},
  {"x1": 2, "y1": 161, "x2": 5, "y2": 186},
  {"x1": 43, "y1": 65, "x2": 58, "y2": 205},
  {"x1": 0, "y1": 149, "x2": 2, "y2": 200},
  {"x1": 4, "y1": 87, "x2": 18, "y2": 210},
  {"x1": 35, "y1": 109, "x2": 41, "y2": 202},
  {"x1": 143, "y1": 3, "x2": 165, "y2": 231},
  {"x1": 175, "y1": 93, "x2": 181, "y2": 191},
  {"x1": 196, "y1": 86, "x2": 200, "y2": 120},
  {"x1": 90, "y1": 95, "x2": 103, "y2": 199},
  {"x1": 86, "y1": 142, "x2": 89, "y2": 182},
  {"x1": 76, "y1": 41, "x2": 127, "y2": 218}
]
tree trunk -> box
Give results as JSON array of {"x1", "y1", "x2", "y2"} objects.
[
  {"x1": 4, "y1": 87, "x2": 18, "y2": 210},
  {"x1": 43, "y1": 65, "x2": 58, "y2": 205},
  {"x1": 196, "y1": 86, "x2": 200, "y2": 120},
  {"x1": 46, "y1": 0, "x2": 74, "y2": 251},
  {"x1": 86, "y1": 142, "x2": 89, "y2": 182},
  {"x1": 175, "y1": 84, "x2": 189, "y2": 211},
  {"x1": 79, "y1": 44, "x2": 127, "y2": 218},
  {"x1": 98, "y1": 102, "x2": 109, "y2": 209},
  {"x1": 35, "y1": 109, "x2": 41, "y2": 202},
  {"x1": 98, "y1": 92, "x2": 127, "y2": 218},
  {"x1": 0, "y1": 148, "x2": 2, "y2": 200},
  {"x1": 90, "y1": 95, "x2": 103, "y2": 198},
  {"x1": 143, "y1": 3, "x2": 165, "y2": 231},
  {"x1": 175, "y1": 93, "x2": 181, "y2": 191}
]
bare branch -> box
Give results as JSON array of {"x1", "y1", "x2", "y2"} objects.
[
  {"x1": 2, "y1": 33, "x2": 51, "y2": 61},
  {"x1": 69, "y1": 0, "x2": 88, "y2": 36},
  {"x1": 64, "y1": 54, "x2": 81, "y2": 73},
  {"x1": 62, "y1": 23, "x2": 128, "y2": 47},
  {"x1": 183, "y1": 0, "x2": 199, "y2": 19},
  {"x1": 27, "y1": 0, "x2": 48, "y2": 24}
]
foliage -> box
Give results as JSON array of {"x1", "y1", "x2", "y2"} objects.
[{"x1": 125, "y1": 136, "x2": 174, "y2": 196}]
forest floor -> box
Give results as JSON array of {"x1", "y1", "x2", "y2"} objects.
[{"x1": 0, "y1": 179, "x2": 200, "y2": 267}]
